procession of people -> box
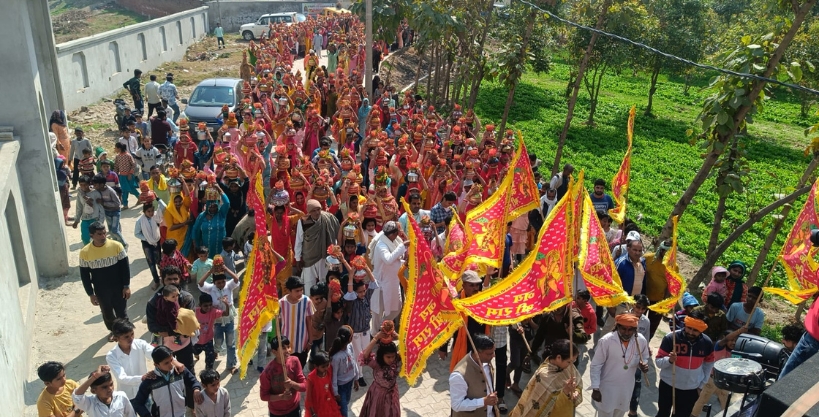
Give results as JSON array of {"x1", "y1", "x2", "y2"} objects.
[{"x1": 38, "y1": 9, "x2": 818, "y2": 417}]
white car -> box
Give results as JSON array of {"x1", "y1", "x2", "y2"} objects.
[{"x1": 240, "y1": 13, "x2": 303, "y2": 40}]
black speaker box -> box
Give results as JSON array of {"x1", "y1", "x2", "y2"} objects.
[{"x1": 756, "y1": 352, "x2": 819, "y2": 417}]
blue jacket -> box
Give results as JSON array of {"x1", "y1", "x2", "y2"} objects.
[
  {"x1": 133, "y1": 368, "x2": 201, "y2": 417},
  {"x1": 615, "y1": 254, "x2": 647, "y2": 296}
]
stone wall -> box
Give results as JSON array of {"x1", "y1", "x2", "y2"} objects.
[{"x1": 56, "y1": 7, "x2": 209, "y2": 112}]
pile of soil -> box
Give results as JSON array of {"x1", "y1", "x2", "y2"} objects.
[{"x1": 52, "y1": 9, "x2": 90, "y2": 35}]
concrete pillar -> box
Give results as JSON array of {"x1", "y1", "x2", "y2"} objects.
[{"x1": 0, "y1": 0, "x2": 69, "y2": 277}]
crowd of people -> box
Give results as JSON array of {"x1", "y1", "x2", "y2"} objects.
[{"x1": 37, "y1": 10, "x2": 819, "y2": 417}]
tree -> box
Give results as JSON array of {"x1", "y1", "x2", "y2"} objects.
[
  {"x1": 656, "y1": 0, "x2": 817, "y2": 246},
  {"x1": 568, "y1": 0, "x2": 650, "y2": 126},
  {"x1": 485, "y1": 2, "x2": 555, "y2": 135},
  {"x1": 787, "y1": 22, "x2": 819, "y2": 117},
  {"x1": 552, "y1": 0, "x2": 612, "y2": 175},
  {"x1": 641, "y1": 0, "x2": 708, "y2": 115}
]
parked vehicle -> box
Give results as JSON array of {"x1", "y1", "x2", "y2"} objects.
[
  {"x1": 182, "y1": 78, "x2": 244, "y2": 132},
  {"x1": 240, "y1": 13, "x2": 299, "y2": 41}
]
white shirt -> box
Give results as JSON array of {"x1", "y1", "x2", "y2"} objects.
[
  {"x1": 145, "y1": 81, "x2": 161, "y2": 104},
  {"x1": 590, "y1": 331, "x2": 649, "y2": 413},
  {"x1": 199, "y1": 280, "x2": 240, "y2": 324},
  {"x1": 449, "y1": 355, "x2": 494, "y2": 417},
  {"x1": 119, "y1": 135, "x2": 140, "y2": 154},
  {"x1": 72, "y1": 390, "x2": 135, "y2": 417},
  {"x1": 193, "y1": 387, "x2": 231, "y2": 417},
  {"x1": 105, "y1": 339, "x2": 154, "y2": 399}
]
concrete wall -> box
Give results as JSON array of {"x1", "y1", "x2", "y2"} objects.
[
  {"x1": 207, "y1": 1, "x2": 348, "y2": 32},
  {"x1": 0, "y1": 138, "x2": 40, "y2": 417},
  {"x1": 56, "y1": 7, "x2": 210, "y2": 111}
]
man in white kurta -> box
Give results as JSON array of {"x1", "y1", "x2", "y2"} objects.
[
  {"x1": 369, "y1": 221, "x2": 408, "y2": 332},
  {"x1": 590, "y1": 314, "x2": 650, "y2": 417}
]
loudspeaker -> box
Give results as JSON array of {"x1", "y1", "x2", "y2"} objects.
[
  {"x1": 757, "y1": 352, "x2": 819, "y2": 417},
  {"x1": 731, "y1": 334, "x2": 787, "y2": 379}
]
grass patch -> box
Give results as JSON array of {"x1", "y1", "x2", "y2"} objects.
[
  {"x1": 473, "y1": 58, "x2": 819, "y2": 288},
  {"x1": 50, "y1": 0, "x2": 147, "y2": 43}
]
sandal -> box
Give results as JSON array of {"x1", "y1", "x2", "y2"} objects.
[{"x1": 498, "y1": 401, "x2": 508, "y2": 414}]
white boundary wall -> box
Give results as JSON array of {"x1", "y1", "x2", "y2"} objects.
[{"x1": 56, "y1": 7, "x2": 209, "y2": 111}]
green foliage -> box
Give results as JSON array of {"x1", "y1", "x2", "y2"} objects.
[{"x1": 473, "y1": 58, "x2": 818, "y2": 288}]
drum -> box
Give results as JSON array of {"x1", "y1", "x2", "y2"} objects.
[{"x1": 714, "y1": 358, "x2": 766, "y2": 394}]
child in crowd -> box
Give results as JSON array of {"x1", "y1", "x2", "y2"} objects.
[
  {"x1": 629, "y1": 294, "x2": 652, "y2": 417},
  {"x1": 343, "y1": 280, "x2": 372, "y2": 386},
  {"x1": 194, "y1": 369, "x2": 231, "y2": 417},
  {"x1": 254, "y1": 320, "x2": 272, "y2": 373},
  {"x1": 56, "y1": 155, "x2": 72, "y2": 224},
  {"x1": 572, "y1": 289, "x2": 597, "y2": 374},
  {"x1": 328, "y1": 326, "x2": 360, "y2": 417},
  {"x1": 118, "y1": 126, "x2": 139, "y2": 155},
  {"x1": 243, "y1": 232, "x2": 254, "y2": 258},
  {"x1": 324, "y1": 301, "x2": 345, "y2": 350},
  {"x1": 358, "y1": 334, "x2": 401, "y2": 417},
  {"x1": 304, "y1": 351, "x2": 343, "y2": 417},
  {"x1": 79, "y1": 148, "x2": 96, "y2": 178},
  {"x1": 133, "y1": 346, "x2": 203, "y2": 417},
  {"x1": 105, "y1": 319, "x2": 155, "y2": 399},
  {"x1": 156, "y1": 286, "x2": 181, "y2": 340},
  {"x1": 781, "y1": 322, "x2": 806, "y2": 353},
  {"x1": 36, "y1": 361, "x2": 79, "y2": 417},
  {"x1": 71, "y1": 365, "x2": 134, "y2": 417},
  {"x1": 96, "y1": 149, "x2": 111, "y2": 173},
  {"x1": 599, "y1": 211, "x2": 618, "y2": 246},
  {"x1": 219, "y1": 237, "x2": 241, "y2": 273},
  {"x1": 135, "y1": 136, "x2": 160, "y2": 180},
  {"x1": 72, "y1": 175, "x2": 105, "y2": 245},
  {"x1": 672, "y1": 292, "x2": 700, "y2": 329},
  {"x1": 260, "y1": 337, "x2": 307, "y2": 417},
  {"x1": 99, "y1": 160, "x2": 120, "y2": 192},
  {"x1": 309, "y1": 283, "x2": 329, "y2": 354},
  {"x1": 134, "y1": 113, "x2": 150, "y2": 140},
  {"x1": 198, "y1": 267, "x2": 242, "y2": 374},
  {"x1": 160, "y1": 239, "x2": 192, "y2": 288},
  {"x1": 194, "y1": 293, "x2": 223, "y2": 371},
  {"x1": 70, "y1": 127, "x2": 92, "y2": 189},
  {"x1": 191, "y1": 246, "x2": 214, "y2": 284},
  {"x1": 279, "y1": 276, "x2": 316, "y2": 367},
  {"x1": 113, "y1": 142, "x2": 140, "y2": 208},
  {"x1": 135, "y1": 203, "x2": 163, "y2": 288},
  {"x1": 725, "y1": 260, "x2": 749, "y2": 308},
  {"x1": 704, "y1": 266, "x2": 729, "y2": 301}
]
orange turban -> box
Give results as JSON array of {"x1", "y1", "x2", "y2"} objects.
[
  {"x1": 615, "y1": 314, "x2": 639, "y2": 328},
  {"x1": 684, "y1": 316, "x2": 708, "y2": 332}
]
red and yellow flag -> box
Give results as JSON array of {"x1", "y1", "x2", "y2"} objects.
[
  {"x1": 237, "y1": 171, "x2": 283, "y2": 379},
  {"x1": 452, "y1": 183, "x2": 574, "y2": 324},
  {"x1": 765, "y1": 179, "x2": 819, "y2": 304},
  {"x1": 399, "y1": 200, "x2": 461, "y2": 385},
  {"x1": 506, "y1": 133, "x2": 541, "y2": 220},
  {"x1": 439, "y1": 171, "x2": 512, "y2": 278},
  {"x1": 577, "y1": 189, "x2": 631, "y2": 307},
  {"x1": 609, "y1": 106, "x2": 635, "y2": 224},
  {"x1": 649, "y1": 215, "x2": 687, "y2": 313}
]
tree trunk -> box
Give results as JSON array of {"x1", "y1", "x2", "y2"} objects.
[
  {"x1": 657, "y1": 0, "x2": 817, "y2": 244},
  {"x1": 707, "y1": 194, "x2": 728, "y2": 254},
  {"x1": 467, "y1": 0, "x2": 495, "y2": 108},
  {"x1": 426, "y1": 43, "x2": 434, "y2": 100},
  {"x1": 746, "y1": 156, "x2": 819, "y2": 285},
  {"x1": 498, "y1": 11, "x2": 537, "y2": 136},
  {"x1": 552, "y1": 0, "x2": 612, "y2": 176},
  {"x1": 585, "y1": 64, "x2": 607, "y2": 126},
  {"x1": 645, "y1": 63, "x2": 661, "y2": 116},
  {"x1": 683, "y1": 72, "x2": 692, "y2": 96},
  {"x1": 687, "y1": 184, "x2": 813, "y2": 290},
  {"x1": 414, "y1": 47, "x2": 425, "y2": 92}
]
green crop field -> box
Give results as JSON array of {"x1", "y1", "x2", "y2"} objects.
[{"x1": 474, "y1": 58, "x2": 819, "y2": 289}]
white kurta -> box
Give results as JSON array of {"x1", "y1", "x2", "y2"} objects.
[
  {"x1": 370, "y1": 237, "x2": 407, "y2": 317},
  {"x1": 590, "y1": 331, "x2": 650, "y2": 414}
]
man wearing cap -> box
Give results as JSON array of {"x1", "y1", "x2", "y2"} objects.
[
  {"x1": 368, "y1": 221, "x2": 409, "y2": 332},
  {"x1": 295, "y1": 199, "x2": 340, "y2": 291},
  {"x1": 655, "y1": 310, "x2": 715, "y2": 417},
  {"x1": 590, "y1": 314, "x2": 650, "y2": 417}
]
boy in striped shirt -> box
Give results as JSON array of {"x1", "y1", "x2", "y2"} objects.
[{"x1": 279, "y1": 276, "x2": 315, "y2": 367}]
